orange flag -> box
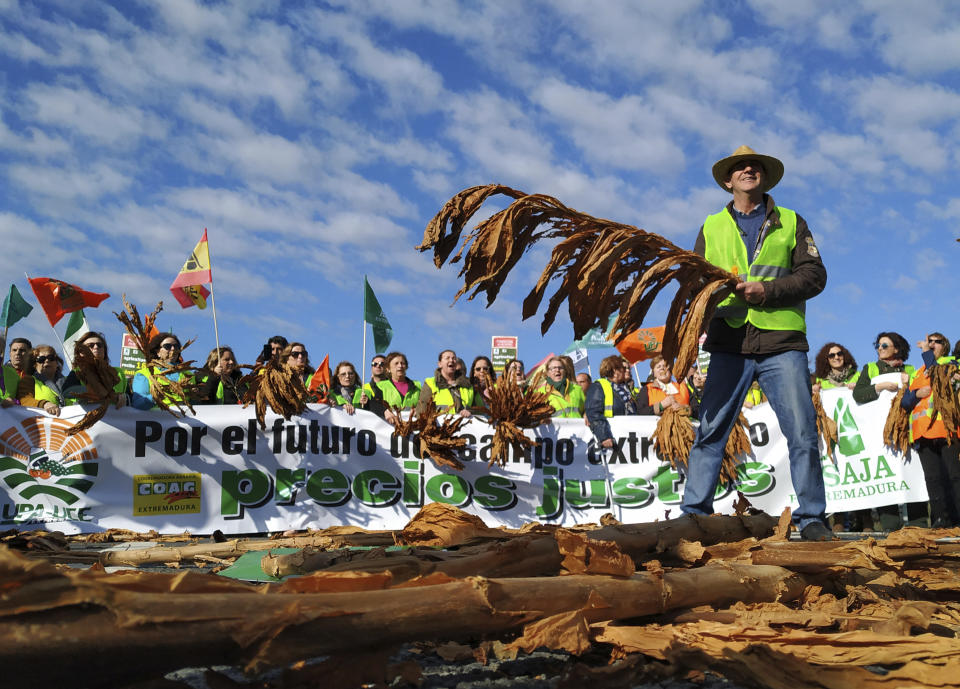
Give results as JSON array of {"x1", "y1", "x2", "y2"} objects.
[
  {"x1": 28, "y1": 277, "x2": 109, "y2": 326},
  {"x1": 614, "y1": 326, "x2": 665, "y2": 364},
  {"x1": 308, "y1": 354, "x2": 331, "y2": 402}
]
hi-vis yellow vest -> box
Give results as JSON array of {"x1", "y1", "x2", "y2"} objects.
[
  {"x1": 424, "y1": 377, "x2": 474, "y2": 413},
  {"x1": 703, "y1": 207, "x2": 805, "y2": 332},
  {"x1": 596, "y1": 378, "x2": 615, "y2": 417}
]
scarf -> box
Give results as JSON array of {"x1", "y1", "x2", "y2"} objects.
[
  {"x1": 612, "y1": 381, "x2": 637, "y2": 415},
  {"x1": 826, "y1": 365, "x2": 855, "y2": 385}
]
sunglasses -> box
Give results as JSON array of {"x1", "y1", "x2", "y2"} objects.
[
  {"x1": 827, "y1": 352, "x2": 844, "y2": 359},
  {"x1": 160, "y1": 342, "x2": 180, "y2": 351},
  {"x1": 876, "y1": 343, "x2": 891, "y2": 350},
  {"x1": 475, "y1": 366, "x2": 491, "y2": 371},
  {"x1": 371, "y1": 361, "x2": 385, "y2": 367},
  {"x1": 290, "y1": 351, "x2": 307, "y2": 358},
  {"x1": 928, "y1": 338, "x2": 946, "y2": 346},
  {"x1": 83, "y1": 341, "x2": 104, "y2": 349},
  {"x1": 35, "y1": 355, "x2": 57, "y2": 364}
]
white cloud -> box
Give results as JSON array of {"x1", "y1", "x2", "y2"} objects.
[
  {"x1": 532, "y1": 80, "x2": 683, "y2": 173},
  {"x1": 893, "y1": 275, "x2": 918, "y2": 290},
  {"x1": 7, "y1": 161, "x2": 131, "y2": 199},
  {"x1": 22, "y1": 83, "x2": 168, "y2": 146}
]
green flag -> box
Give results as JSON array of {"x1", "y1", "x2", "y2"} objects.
[
  {"x1": 563, "y1": 326, "x2": 610, "y2": 353},
  {"x1": 62, "y1": 309, "x2": 90, "y2": 363},
  {"x1": 1, "y1": 284, "x2": 33, "y2": 329},
  {"x1": 363, "y1": 276, "x2": 393, "y2": 353}
]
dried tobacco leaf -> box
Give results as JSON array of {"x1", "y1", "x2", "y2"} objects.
[
  {"x1": 113, "y1": 296, "x2": 198, "y2": 417},
  {"x1": 928, "y1": 362, "x2": 960, "y2": 441},
  {"x1": 238, "y1": 358, "x2": 309, "y2": 430},
  {"x1": 65, "y1": 342, "x2": 122, "y2": 435},
  {"x1": 883, "y1": 388, "x2": 911, "y2": 456},
  {"x1": 812, "y1": 392, "x2": 838, "y2": 461},
  {"x1": 391, "y1": 398, "x2": 468, "y2": 471},
  {"x1": 483, "y1": 374, "x2": 554, "y2": 468},
  {"x1": 419, "y1": 185, "x2": 739, "y2": 380},
  {"x1": 652, "y1": 406, "x2": 695, "y2": 473},
  {"x1": 721, "y1": 413, "x2": 752, "y2": 487}
]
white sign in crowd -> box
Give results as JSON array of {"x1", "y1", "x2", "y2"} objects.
[{"x1": 0, "y1": 388, "x2": 926, "y2": 534}]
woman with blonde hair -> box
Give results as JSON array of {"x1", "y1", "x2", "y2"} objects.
[{"x1": 197, "y1": 346, "x2": 245, "y2": 404}]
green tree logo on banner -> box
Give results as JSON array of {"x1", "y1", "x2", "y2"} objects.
[{"x1": 832, "y1": 398, "x2": 866, "y2": 456}]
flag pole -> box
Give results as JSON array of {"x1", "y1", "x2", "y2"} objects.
[
  {"x1": 205, "y1": 232, "x2": 222, "y2": 360},
  {"x1": 361, "y1": 275, "x2": 368, "y2": 383}
]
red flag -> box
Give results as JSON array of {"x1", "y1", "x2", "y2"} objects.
[
  {"x1": 28, "y1": 277, "x2": 109, "y2": 326},
  {"x1": 615, "y1": 326, "x2": 665, "y2": 364},
  {"x1": 308, "y1": 354, "x2": 331, "y2": 403}
]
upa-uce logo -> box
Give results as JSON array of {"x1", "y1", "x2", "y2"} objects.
[{"x1": 0, "y1": 416, "x2": 99, "y2": 522}]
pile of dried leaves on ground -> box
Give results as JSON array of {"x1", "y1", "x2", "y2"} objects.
[{"x1": 4, "y1": 505, "x2": 960, "y2": 689}]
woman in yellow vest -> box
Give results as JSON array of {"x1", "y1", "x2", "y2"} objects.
[
  {"x1": 378, "y1": 351, "x2": 421, "y2": 425},
  {"x1": 31, "y1": 344, "x2": 66, "y2": 416},
  {"x1": 330, "y1": 361, "x2": 370, "y2": 415},
  {"x1": 131, "y1": 333, "x2": 193, "y2": 410},
  {"x1": 469, "y1": 355, "x2": 496, "y2": 411},
  {"x1": 419, "y1": 349, "x2": 474, "y2": 417},
  {"x1": 197, "y1": 346, "x2": 245, "y2": 404},
  {"x1": 585, "y1": 355, "x2": 637, "y2": 448},
  {"x1": 812, "y1": 342, "x2": 859, "y2": 392},
  {"x1": 902, "y1": 333, "x2": 960, "y2": 527},
  {"x1": 62, "y1": 331, "x2": 129, "y2": 409},
  {"x1": 536, "y1": 356, "x2": 585, "y2": 418}
]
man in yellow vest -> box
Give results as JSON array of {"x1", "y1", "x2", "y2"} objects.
[{"x1": 680, "y1": 146, "x2": 831, "y2": 541}]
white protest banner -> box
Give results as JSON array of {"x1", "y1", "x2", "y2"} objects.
[{"x1": 0, "y1": 388, "x2": 926, "y2": 534}]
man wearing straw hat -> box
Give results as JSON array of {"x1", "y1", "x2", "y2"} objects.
[{"x1": 680, "y1": 146, "x2": 831, "y2": 541}]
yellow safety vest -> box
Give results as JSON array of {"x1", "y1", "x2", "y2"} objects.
[
  {"x1": 703, "y1": 206, "x2": 805, "y2": 332},
  {"x1": 424, "y1": 377, "x2": 474, "y2": 413}
]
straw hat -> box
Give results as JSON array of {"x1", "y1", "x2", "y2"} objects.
[{"x1": 711, "y1": 145, "x2": 784, "y2": 193}]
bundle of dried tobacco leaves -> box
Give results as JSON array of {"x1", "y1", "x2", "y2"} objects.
[{"x1": 418, "y1": 184, "x2": 739, "y2": 379}]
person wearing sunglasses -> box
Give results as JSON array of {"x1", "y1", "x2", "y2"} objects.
[
  {"x1": 469, "y1": 355, "x2": 497, "y2": 411},
  {"x1": 812, "y1": 343, "x2": 859, "y2": 393},
  {"x1": 329, "y1": 361, "x2": 369, "y2": 415},
  {"x1": 31, "y1": 345, "x2": 66, "y2": 416},
  {"x1": 280, "y1": 342, "x2": 313, "y2": 385},
  {"x1": 63, "y1": 331, "x2": 129, "y2": 408},
  {"x1": 850, "y1": 331, "x2": 923, "y2": 529},
  {"x1": 901, "y1": 333, "x2": 960, "y2": 527},
  {"x1": 131, "y1": 333, "x2": 193, "y2": 410},
  {"x1": 852, "y1": 331, "x2": 914, "y2": 405}
]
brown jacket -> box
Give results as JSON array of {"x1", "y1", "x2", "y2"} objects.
[{"x1": 693, "y1": 195, "x2": 827, "y2": 356}]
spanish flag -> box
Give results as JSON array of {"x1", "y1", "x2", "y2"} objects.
[{"x1": 169, "y1": 229, "x2": 213, "y2": 309}]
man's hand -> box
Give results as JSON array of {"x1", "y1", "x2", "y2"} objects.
[
  {"x1": 876, "y1": 382, "x2": 899, "y2": 393},
  {"x1": 735, "y1": 281, "x2": 765, "y2": 305},
  {"x1": 601, "y1": 438, "x2": 613, "y2": 449}
]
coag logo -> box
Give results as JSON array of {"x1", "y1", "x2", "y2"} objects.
[{"x1": 0, "y1": 416, "x2": 99, "y2": 505}]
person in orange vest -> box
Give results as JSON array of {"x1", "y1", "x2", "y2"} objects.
[
  {"x1": 901, "y1": 332, "x2": 960, "y2": 528},
  {"x1": 638, "y1": 356, "x2": 689, "y2": 415}
]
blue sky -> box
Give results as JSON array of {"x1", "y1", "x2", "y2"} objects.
[{"x1": 1, "y1": 0, "x2": 958, "y2": 381}]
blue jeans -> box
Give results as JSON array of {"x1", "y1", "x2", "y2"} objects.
[{"x1": 680, "y1": 350, "x2": 826, "y2": 529}]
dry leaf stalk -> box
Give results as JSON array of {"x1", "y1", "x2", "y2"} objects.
[
  {"x1": 392, "y1": 398, "x2": 469, "y2": 471},
  {"x1": 484, "y1": 375, "x2": 554, "y2": 467},
  {"x1": 65, "y1": 342, "x2": 122, "y2": 435},
  {"x1": 883, "y1": 388, "x2": 912, "y2": 456},
  {"x1": 721, "y1": 413, "x2": 752, "y2": 487},
  {"x1": 238, "y1": 358, "x2": 309, "y2": 430},
  {"x1": 652, "y1": 406, "x2": 695, "y2": 473},
  {"x1": 419, "y1": 185, "x2": 739, "y2": 380},
  {"x1": 113, "y1": 296, "x2": 197, "y2": 417},
  {"x1": 812, "y1": 392, "x2": 838, "y2": 460},
  {"x1": 928, "y1": 362, "x2": 960, "y2": 441}
]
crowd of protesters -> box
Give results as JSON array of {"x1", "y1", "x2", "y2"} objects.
[{"x1": 3, "y1": 328, "x2": 959, "y2": 531}]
